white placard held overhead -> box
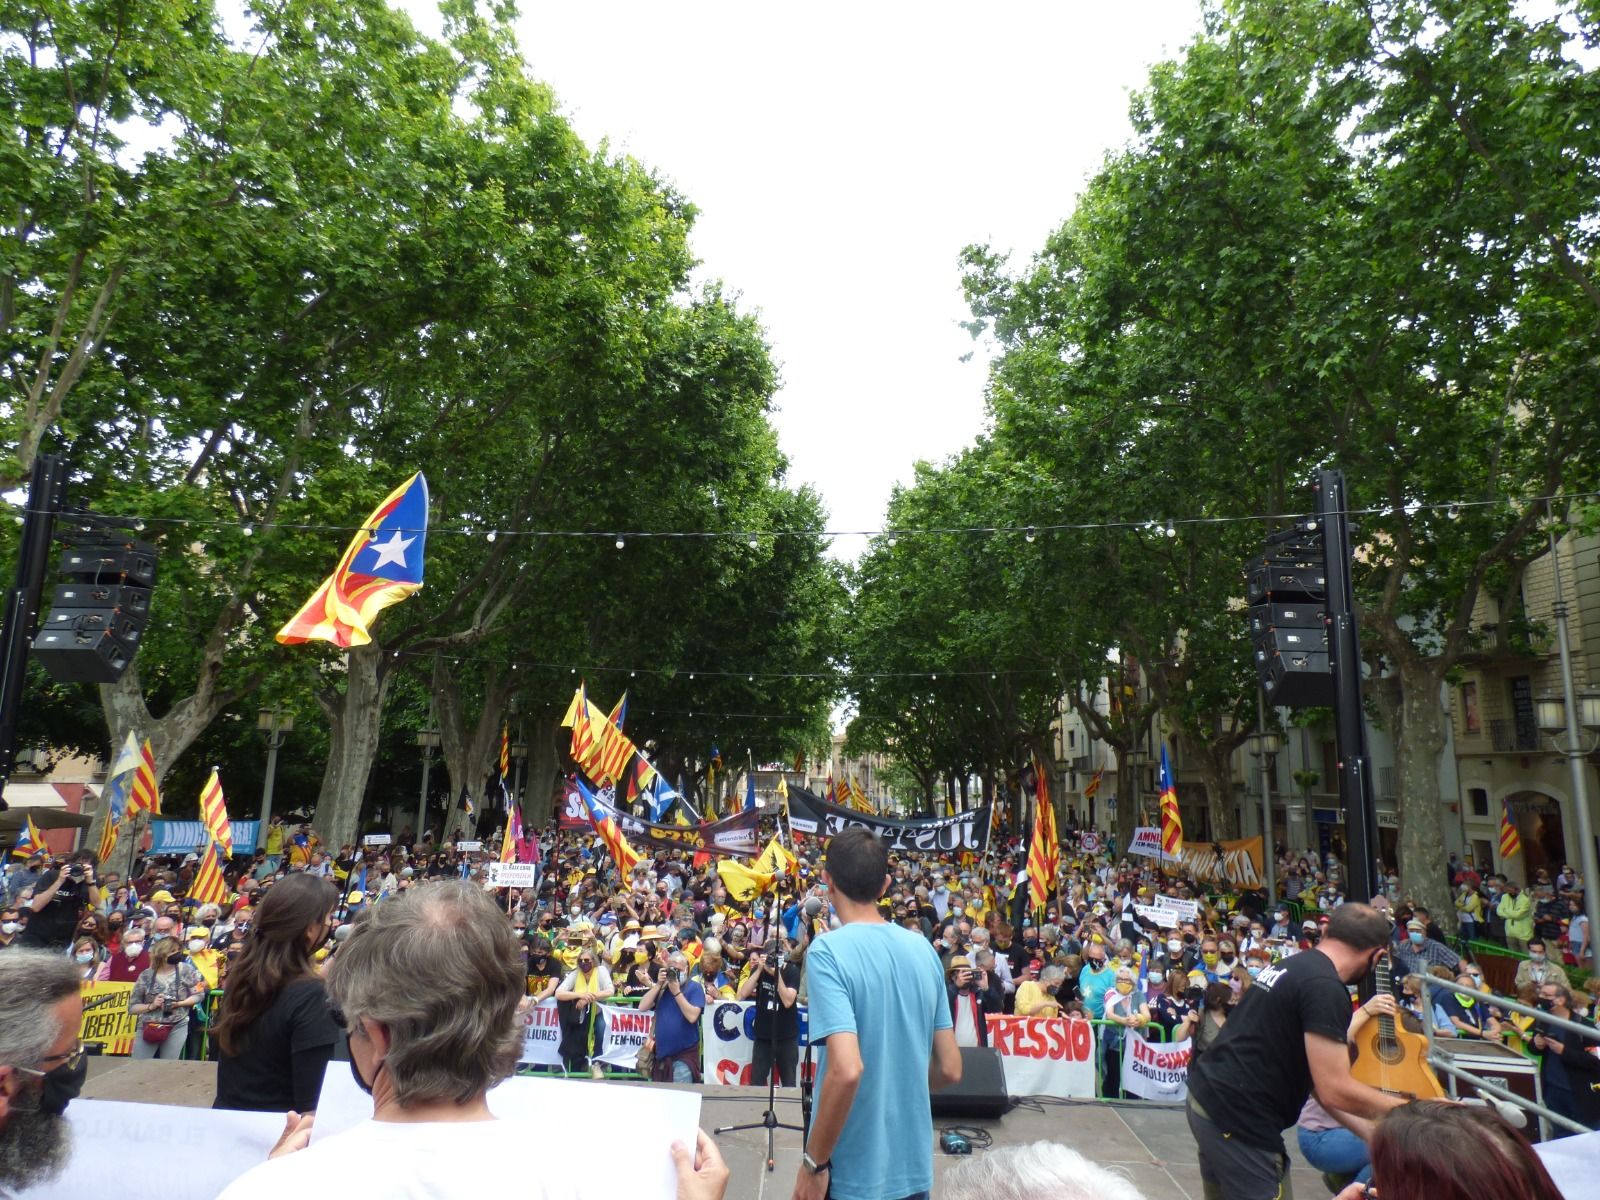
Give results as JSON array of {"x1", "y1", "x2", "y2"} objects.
[
  {"x1": 362, "y1": 833, "x2": 392, "y2": 846},
  {"x1": 488, "y1": 861, "x2": 538, "y2": 888},
  {"x1": 1154, "y1": 895, "x2": 1199, "y2": 921},
  {"x1": 456, "y1": 840, "x2": 483, "y2": 851}
]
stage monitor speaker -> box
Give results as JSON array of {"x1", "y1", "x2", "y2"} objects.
[{"x1": 930, "y1": 1046, "x2": 1008, "y2": 1119}]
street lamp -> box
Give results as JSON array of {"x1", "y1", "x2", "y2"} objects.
[
  {"x1": 256, "y1": 708, "x2": 294, "y2": 852},
  {"x1": 510, "y1": 740, "x2": 528, "y2": 809},
  {"x1": 1535, "y1": 513, "x2": 1600, "y2": 977},
  {"x1": 416, "y1": 727, "x2": 441, "y2": 843},
  {"x1": 1248, "y1": 719, "x2": 1283, "y2": 903}
]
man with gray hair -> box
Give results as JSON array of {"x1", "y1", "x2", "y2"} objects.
[
  {"x1": 0, "y1": 948, "x2": 87, "y2": 1193},
  {"x1": 640, "y1": 950, "x2": 705, "y2": 1083},
  {"x1": 944, "y1": 1141, "x2": 1149, "y2": 1200},
  {"x1": 217, "y1": 882, "x2": 727, "y2": 1200}
]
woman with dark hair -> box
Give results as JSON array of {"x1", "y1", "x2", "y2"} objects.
[
  {"x1": 212, "y1": 873, "x2": 340, "y2": 1114},
  {"x1": 1334, "y1": 1100, "x2": 1565, "y2": 1200}
]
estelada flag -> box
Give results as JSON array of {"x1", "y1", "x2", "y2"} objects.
[
  {"x1": 574, "y1": 777, "x2": 642, "y2": 875},
  {"x1": 11, "y1": 812, "x2": 44, "y2": 858},
  {"x1": 277, "y1": 472, "x2": 428, "y2": 647},
  {"x1": 1158, "y1": 744, "x2": 1184, "y2": 859}
]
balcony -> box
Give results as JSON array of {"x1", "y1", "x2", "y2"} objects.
[{"x1": 1487, "y1": 718, "x2": 1540, "y2": 753}]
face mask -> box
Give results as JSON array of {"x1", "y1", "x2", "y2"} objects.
[
  {"x1": 40, "y1": 1056, "x2": 87, "y2": 1117},
  {"x1": 1457, "y1": 996, "x2": 1475, "y2": 1009},
  {"x1": 1274, "y1": 913, "x2": 1287, "y2": 923},
  {"x1": 1115, "y1": 981, "x2": 1134, "y2": 994},
  {"x1": 1247, "y1": 966, "x2": 1262, "y2": 979},
  {"x1": 1409, "y1": 932, "x2": 1424, "y2": 946},
  {"x1": 1167, "y1": 940, "x2": 1183, "y2": 954},
  {"x1": 1530, "y1": 952, "x2": 1545, "y2": 963},
  {"x1": 187, "y1": 939, "x2": 206, "y2": 953},
  {"x1": 1203, "y1": 953, "x2": 1218, "y2": 966},
  {"x1": 123, "y1": 942, "x2": 144, "y2": 957},
  {"x1": 350, "y1": 1054, "x2": 375, "y2": 1096},
  {"x1": 75, "y1": 951, "x2": 95, "y2": 964},
  {"x1": 1536, "y1": 998, "x2": 1555, "y2": 1012},
  {"x1": 1, "y1": 922, "x2": 18, "y2": 934}
]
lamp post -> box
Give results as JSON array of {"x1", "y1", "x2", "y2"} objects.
[
  {"x1": 1248, "y1": 691, "x2": 1283, "y2": 902},
  {"x1": 1534, "y1": 515, "x2": 1600, "y2": 972},
  {"x1": 256, "y1": 708, "x2": 294, "y2": 852},
  {"x1": 416, "y1": 728, "x2": 441, "y2": 843},
  {"x1": 511, "y1": 739, "x2": 528, "y2": 810}
]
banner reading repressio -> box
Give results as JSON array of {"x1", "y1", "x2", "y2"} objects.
[{"x1": 984, "y1": 1014, "x2": 1097, "y2": 1099}]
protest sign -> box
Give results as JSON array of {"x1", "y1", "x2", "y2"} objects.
[
  {"x1": 1154, "y1": 895, "x2": 1200, "y2": 922},
  {"x1": 984, "y1": 1015, "x2": 1098, "y2": 1099},
  {"x1": 518, "y1": 998, "x2": 563, "y2": 1067},
  {"x1": 1177, "y1": 835, "x2": 1265, "y2": 886},
  {"x1": 315, "y1": 1064, "x2": 700, "y2": 1200},
  {"x1": 488, "y1": 862, "x2": 539, "y2": 888},
  {"x1": 594, "y1": 1003, "x2": 655, "y2": 1070},
  {"x1": 1127, "y1": 826, "x2": 1166, "y2": 859},
  {"x1": 456, "y1": 840, "x2": 482, "y2": 851},
  {"x1": 1134, "y1": 903, "x2": 1179, "y2": 928},
  {"x1": 362, "y1": 833, "x2": 391, "y2": 846},
  {"x1": 34, "y1": 1100, "x2": 284, "y2": 1200},
  {"x1": 700, "y1": 1000, "x2": 812, "y2": 1086},
  {"x1": 1079, "y1": 831, "x2": 1101, "y2": 853},
  {"x1": 79, "y1": 980, "x2": 136, "y2": 1055},
  {"x1": 1120, "y1": 1032, "x2": 1191, "y2": 1103}
]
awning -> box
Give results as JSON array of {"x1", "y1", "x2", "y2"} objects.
[
  {"x1": 0, "y1": 782, "x2": 88, "y2": 810},
  {"x1": 0, "y1": 807, "x2": 92, "y2": 832}
]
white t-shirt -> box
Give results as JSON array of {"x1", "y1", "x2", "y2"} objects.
[{"x1": 217, "y1": 1119, "x2": 575, "y2": 1200}]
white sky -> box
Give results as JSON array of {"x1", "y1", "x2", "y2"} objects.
[{"x1": 395, "y1": 1, "x2": 1207, "y2": 557}]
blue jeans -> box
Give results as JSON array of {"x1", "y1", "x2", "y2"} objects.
[
  {"x1": 670, "y1": 1058, "x2": 694, "y2": 1084},
  {"x1": 1297, "y1": 1124, "x2": 1371, "y2": 1183}
]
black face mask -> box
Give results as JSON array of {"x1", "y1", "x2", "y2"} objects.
[
  {"x1": 40, "y1": 1056, "x2": 87, "y2": 1116},
  {"x1": 350, "y1": 1053, "x2": 375, "y2": 1096}
]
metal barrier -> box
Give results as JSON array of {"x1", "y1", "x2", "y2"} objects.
[
  {"x1": 1087, "y1": 1015, "x2": 1173, "y2": 1101},
  {"x1": 1418, "y1": 975, "x2": 1598, "y2": 1139}
]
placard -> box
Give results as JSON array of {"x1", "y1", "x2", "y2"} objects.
[
  {"x1": 700, "y1": 1000, "x2": 811, "y2": 1086},
  {"x1": 594, "y1": 1003, "x2": 655, "y2": 1069},
  {"x1": 1154, "y1": 895, "x2": 1199, "y2": 921},
  {"x1": 488, "y1": 862, "x2": 538, "y2": 888},
  {"x1": 362, "y1": 833, "x2": 392, "y2": 846},
  {"x1": 456, "y1": 840, "x2": 483, "y2": 851},
  {"x1": 79, "y1": 980, "x2": 136, "y2": 1056},
  {"x1": 985, "y1": 1015, "x2": 1098, "y2": 1099},
  {"x1": 519, "y1": 997, "x2": 564, "y2": 1066},
  {"x1": 1121, "y1": 1032, "x2": 1191, "y2": 1103},
  {"x1": 1134, "y1": 903, "x2": 1179, "y2": 929},
  {"x1": 1127, "y1": 826, "x2": 1166, "y2": 859},
  {"x1": 1079, "y1": 831, "x2": 1101, "y2": 853}
]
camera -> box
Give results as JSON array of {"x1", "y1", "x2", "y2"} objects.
[
  {"x1": 66, "y1": 864, "x2": 85, "y2": 881},
  {"x1": 666, "y1": 967, "x2": 682, "y2": 985}
]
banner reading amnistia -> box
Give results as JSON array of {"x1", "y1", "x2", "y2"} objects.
[{"x1": 784, "y1": 785, "x2": 992, "y2": 856}]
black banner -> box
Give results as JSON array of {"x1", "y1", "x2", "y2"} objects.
[
  {"x1": 785, "y1": 785, "x2": 992, "y2": 856},
  {"x1": 559, "y1": 782, "x2": 761, "y2": 857}
]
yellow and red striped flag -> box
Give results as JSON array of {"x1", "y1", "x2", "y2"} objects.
[
  {"x1": 189, "y1": 841, "x2": 230, "y2": 906},
  {"x1": 1499, "y1": 798, "x2": 1521, "y2": 858},
  {"x1": 575, "y1": 778, "x2": 642, "y2": 875},
  {"x1": 128, "y1": 740, "x2": 160, "y2": 816},
  {"x1": 1158, "y1": 745, "x2": 1183, "y2": 860},
  {"x1": 96, "y1": 818, "x2": 119, "y2": 867},
  {"x1": 11, "y1": 812, "x2": 45, "y2": 858},
  {"x1": 198, "y1": 769, "x2": 233, "y2": 857},
  {"x1": 594, "y1": 692, "x2": 635, "y2": 786},
  {"x1": 1082, "y1": 768, "x2": 1104, "y2": 800},
  {"x1": 1026, "y1": 759, "x2": 1059, "y2": 913},
  {"x1": 276, "y1": 473, "x2": 429, "y2": 647}
]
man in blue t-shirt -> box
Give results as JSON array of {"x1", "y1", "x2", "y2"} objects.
[
  {"x1": 640, "y1": 950, "x2": 705, "y2": 1083},
  {"x1": 796, "y1": 828, "x2": 962, "y2": 1200}
]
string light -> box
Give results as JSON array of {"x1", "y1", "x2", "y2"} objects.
[
  {"x1": 391, "y1": 646, "x2": 1057, "y2": 681},
  {"x1": 20, "y1": 492, "x2": 1577, "y2": 543},
  {"x1": 486, "y1": 530, "x2": 497, "y2": 542},
  {"x1": 1024, "y1": 526, "x2": 1037, "y2": 543}
]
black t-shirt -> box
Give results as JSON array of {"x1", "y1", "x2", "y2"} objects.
[
  {"x1": 19, "y1": 870, "x2": 90, "y2": 949},
  {"x1": 214, "y1": 977, "x2": 340, "y2": 1114},
  {"x1": 1189, "y1": 948, "x2": 1353, "y2": 1146},
  {"x1": 750, "y1": 961, "x2": 802, "y2": 1041}
]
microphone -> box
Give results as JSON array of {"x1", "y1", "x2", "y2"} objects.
[
  {"x1": 802, "y1": 896, "x2": 823, "y2": 921},
  {"x1": 333, "y1": 923, "x2": 355, "y2": 942}
]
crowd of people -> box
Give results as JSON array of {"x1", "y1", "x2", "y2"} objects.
[{"x1": 1, "y1": 807, "x2": 1596, "y2": 1199}]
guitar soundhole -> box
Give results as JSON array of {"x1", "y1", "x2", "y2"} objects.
[{"x1": 1376, "y1": 1036, "x2": 1404, "y2": 1066}]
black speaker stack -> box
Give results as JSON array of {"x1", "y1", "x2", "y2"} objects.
[{"x1": 1247, "y1": 524, "x2": 1333, "y2": 708}]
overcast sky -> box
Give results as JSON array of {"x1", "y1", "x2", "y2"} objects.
[{"x1": 398, "y1": 1, "x2": 1207, "y2": 557}]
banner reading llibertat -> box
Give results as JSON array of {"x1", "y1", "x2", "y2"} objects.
[{"x1": 784, "y1": 785, "x2": 992, "y2": 856}]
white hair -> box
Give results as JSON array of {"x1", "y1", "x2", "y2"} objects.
[
  {"x1": 943, "y1": 1141, "x2": 1149, "y2": 1200},
  {"x1": 701, "y1": 936, "x2": 722, "y2": 956}
]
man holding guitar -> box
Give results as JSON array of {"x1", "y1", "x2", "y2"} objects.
[{"x1": 1187, "y1": 904, "x2": 1410, "y2": 1200}]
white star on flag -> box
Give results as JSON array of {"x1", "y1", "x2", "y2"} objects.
[{"x1": 367, "y1": 530, "x2": 414, "y2": 569}]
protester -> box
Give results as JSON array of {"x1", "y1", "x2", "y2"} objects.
[
  {"x1": 555, "y1": 939, "x2": 615, "y2": 1076},
  {"x1": 0, "y1": 948, "x2": 86, "y2": 1194},
  {"x1": 1530, "y1": 978, "x2": 1600, "y2": 1133},
  {"x1": 1333, "y1": 1100, "x2": 1565, "y2": 1200},
  {"x1": 792, "y1": 827, "x2": 961, "y2": 1200},
  {"x1": 128, "y1": 935, "x2": 206, "y2": 1060},
  {"x1": 640, "y1": 950, "x2": 706, "y2": 1083},
  {"x1": 738, "y1": 934, "x2": 801, "y2": 1087},
  {"x1": 212, "y1": 873, "x2": 341, "y2": 1113},
  {"x1": 215, "y1": 880, "x2": 729, "y2": 1200},
  {"x1": 19, "y1": 850, "x2": 99, "y2": 950}
]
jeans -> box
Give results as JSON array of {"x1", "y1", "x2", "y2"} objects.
[
  {"x1": 670, "y1": 1058, "x2": 694, "y2": 1084},
  {"x1": 1297, "y1": 1125, "x2": 1371, "y2": 1184}
]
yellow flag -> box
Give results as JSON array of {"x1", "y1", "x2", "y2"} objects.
[
  {"x1": 753, "y1": 836, "x2": 797, "y2": 878},
  {"x1": 717, "y1": 859, "x2": 775, "y2": 903}
]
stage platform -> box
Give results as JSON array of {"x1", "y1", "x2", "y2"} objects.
[{"x1": 82, "y1": 1059, "x2": 1339, "y2": 1200}]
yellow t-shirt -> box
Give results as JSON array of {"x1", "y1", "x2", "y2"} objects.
[{"x1": 265, "y1": 825, "x2": 285, "y2": 855}]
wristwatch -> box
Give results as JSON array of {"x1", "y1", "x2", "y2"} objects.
[{"x1": 801, "y1": 1151, "x2": 830, "y2": 1175}]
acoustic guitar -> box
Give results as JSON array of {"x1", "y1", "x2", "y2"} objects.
[{"x1": 1349, "y1": 951, "x2": 1448, "y2": 1100}]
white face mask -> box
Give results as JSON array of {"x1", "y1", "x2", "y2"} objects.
[
  {"x1": 1167, "y1": 939, "x2": 1183, "y2": 954},
  {"x1": 187, "y1": 939, "x2": 206, "y2": 952},
  {"x1": 123, "y1": 942, "x2": 144, "y2": 956},
  {"x1": 76, "y1": 951, "x2": 95, "y2": 964},
  {"x1": 1, "y1": 922, "x2": 18, "y2": 935}
]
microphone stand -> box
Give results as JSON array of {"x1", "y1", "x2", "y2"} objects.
[{"x1": 715, "y1": 898, "x2": 803, "y2": 1171}]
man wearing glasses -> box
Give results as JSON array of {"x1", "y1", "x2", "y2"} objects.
[{"x1": 0, "y1": 948, "x2": 88, "y2": 1192}]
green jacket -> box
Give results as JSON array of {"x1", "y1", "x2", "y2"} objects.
[{"x1": 1497, "y1": 891, "x2": 1533, "y2": 940}]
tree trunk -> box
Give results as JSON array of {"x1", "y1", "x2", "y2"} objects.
[
  {"x1": 311, "y1": 644, "x2": 392, "y2": 849},
  {"x1": 1193, "y1": 742, "x2": 1241, "y2": 842},
  {"x1": 1115, "y1": 760, "x2": 1138, "y2": 859},
  {"x1": 433, "y1": 657, "x2": 511, "y2": 847},
  {"x1": 88, "y1": 660, "x2": 256, "y2": 872},
  {"x1": 523, "y1": 718, "x2": 560, "y2": 830},
  {"x1": 1390, "y1": 660, "x2": 1456, "y2": 932}
]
